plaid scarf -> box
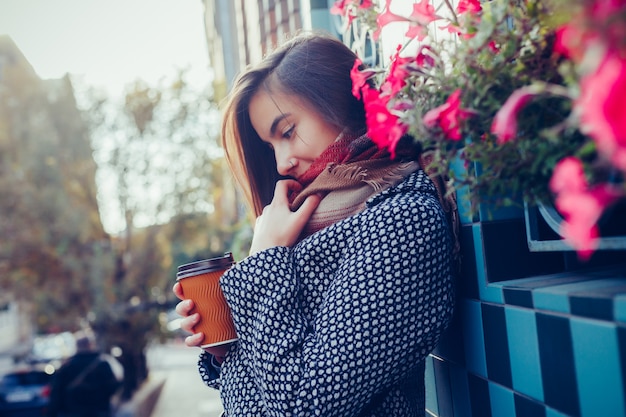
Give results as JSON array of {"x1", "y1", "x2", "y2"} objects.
[{"x1": 289, "y1": 132, "x2": 420, "y2": 239}]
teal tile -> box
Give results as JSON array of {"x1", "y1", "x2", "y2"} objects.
[
  {"x1": 478, "y1": 199, "x2": 525, "y2": 223},
  {"x1": 615, "y1": 294, "x2": 626, "y2": 323},
  {"x1": 533, "y1": 278, "x2": 622, "y2": 315},
  {"x1": 471, "y1": 161, "x2": 524, "y2": 222},
  {"x1": 449, "y1": 364, "x2": 472, "y2": 417},
  {"x1": 505, "y1": 306, "x2": 543, "y2": 402},
  {"x1": 489, "y1": 382, "x2": 515, "y2": 417},
  {"x1": 450, "y1": 157, "x2": 473, "y2": 225},
  {"x1": 533, "y1": 286, "x2": 570, "y2": 314},
  {"x1": 425, "y1": 356, "x2": 439, "y2": 416},
  {"x1": 546, "y1": 407, "x2": 570, "y2": 417},
  {"x1": 473, "y1": 225, "x2": 504, "y2": 304},
  {"x1": 570, "y1": 317, "x2": 626, "y2": 417},
  {"x1": 462, "y1": 299, "x2": 487, "y2": 377},
  {"x1": 496, "y1": 273, "x2": 589, "y2": 289}
]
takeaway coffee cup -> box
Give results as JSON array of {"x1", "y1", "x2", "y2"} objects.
[{"x1": 176, "y1": 252, "x2": 237, "y2": 348}]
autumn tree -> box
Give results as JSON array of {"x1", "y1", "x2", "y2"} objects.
[
  {"x1": 0, "y1": 36, "x2": 113, "y2": 335},
  {"x1": 81, "y1": 69, "x2": 249, "y2": 394}
]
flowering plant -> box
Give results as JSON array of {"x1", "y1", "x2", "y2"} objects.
[{"x1": 333, "y1": 0, "x2": 626, "y2": 259}]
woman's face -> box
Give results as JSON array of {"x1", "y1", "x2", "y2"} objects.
[{"x1": 248, "y1": 87, "x2": 342, "y2": 179}]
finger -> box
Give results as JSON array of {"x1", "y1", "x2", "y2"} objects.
[
  {"x1": 185, "y1": 332, "x2": 204, "y2": 347},
  {"x1": 297, "y1": 193, "x2": 322, "y2": 218},
  {"x1": 277, "y1": 178, "x2": 300, "y2": 189},
  {"x1": 288, "y1": 194, "x2": 321, "y2": 233},
  {"x1": 180, "y1": 313, "x2": 200, "y2": 333},
  {"x1": 285, "y1": 180, "x2": 303, "y2": 194},
  {"x1": 175, "y1": 299, "x2": 194, "y2": 316},
  {"x1": 273, "y1": 179, "x2": 300, "y2": 203},
  {"x1": 173, "y1": 282, "x2": 184, "y2": 300}
]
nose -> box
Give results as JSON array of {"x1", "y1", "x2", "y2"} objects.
[
  {"x1": 274, "y1": 148, "x2": 295, "y2": 176},
  {"x1": 276, "y1": 159, "x2": 294, "y2": 176}
]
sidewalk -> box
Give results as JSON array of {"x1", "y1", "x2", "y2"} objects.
[
  {"x1": 150, "y1": 368, "x2": 223, "y2": 417},
  {"x1": 113, "y1": 342, "x2": 223, "y2": 417},
  {"x1": 148, "y1": 341, "x2": 223, "y2": 417},
  {"x1": 114, "y1": 375, "x2": 166, "y2": 417}
]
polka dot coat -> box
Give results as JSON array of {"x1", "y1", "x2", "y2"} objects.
[{"x1": 198, "y1": 169, "x2": 455, "y2": 417}]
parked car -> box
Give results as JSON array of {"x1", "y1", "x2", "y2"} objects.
[{"x1": 0, "y1": 364, "x2": 55, "y2": 417}]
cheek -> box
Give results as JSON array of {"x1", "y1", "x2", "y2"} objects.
[
  {"x1": 305, "y1": 125, "x2": 336, "y2": 156},
  {"x1": 312, "y1": 135, "x2": 337, "y2": 158},
  {"x1": 297, "y1": 139, "x2": 327, "y2": 161}
]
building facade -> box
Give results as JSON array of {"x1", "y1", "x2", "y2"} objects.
[{"x1": 201, "y1": 0, "x2": 340, "y2": 99}]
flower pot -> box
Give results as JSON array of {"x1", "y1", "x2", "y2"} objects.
[{"x1": 525, "y1": 199, "x2": 626, "y2": 252}]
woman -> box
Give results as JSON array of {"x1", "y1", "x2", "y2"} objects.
[{"x1": 174, "y1": 32, "x2": 455, "y2": 417}]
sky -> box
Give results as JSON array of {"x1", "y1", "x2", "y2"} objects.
[
  {"x1": 0, "y1": 0, "x2": 212, "y2": 233},
  {"x1": 0, "y1": 0, "x2": 211, "y2": 94}
]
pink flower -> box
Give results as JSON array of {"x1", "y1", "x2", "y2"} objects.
[
  {"x1": 576, "y1": 50, "x2": 626, "y2": 171},
  {"x1": 557, "y1": 185, "x2": 620, "y2": 260},
  {"x1": 330, "y1": 0, "x2": 372, "y2": 15},
  {"x1": 405, "y1": 25, "x2": 429, "y2": 41},
  {"x1": 350, "y1": 58, "x2": 368, "y2": 99},
  {"x1": 554, "y1": 25, "x2": 574, "y2": 59},
  {"x1": 457, "y1": 0, "x2": 482, "y2": 14},
  {"x1": 331, "y1": 0, "x2": 368, "y2": 26},
  {"x1": 416, "y1": 45, "x2": 435, "y2": 68},
  {"x1": 331, "y1": 4, "x2": 357, "y2": 27},
  {"x1": 557, "y1": 191, "x2": 601, "y2": 260},
  {"x1": 362, "y1": 86, "x2": 408, "y2": 158},
  {"x1": 381, "y1": 46, "x2": 413, "y2": 95},
  {"x1": 553, "y1": 21, "x2": 592, "y2": 62},
  {"x1": 375, "y1": 0, "x2": 440, "y2": 41},
  {"x1": 550, "y1": 157, "x2": 621, "y2": 260},
  {"x1": 440, "y1": 0, "x2": 481, "y2": 39},
  {"x1": 330, "y1": 0, "x2": 349, "y2": 15},
  {"x1": 439, "y1": 23, "x2": 463, "y2": 36},
  {"x1": 376, "y1": 10, "x2": 408, "y2": 29},
  {"x1": 491, "y1": 85, "x2": 541, "y2": 144},
  {"x1": 423, "y1": 89, "x2": 472, "y2": 141},
  {"x1": 549, "y1": 157, "x2": 587, "y2": 194},
  {"x1": 588, "y1": 0, "x2": 626, "y2": 21},
  {"x1": 374, "y1": 0, "x2": 408, "y2": 40},
  {"x1": 405, "y1": 0, "x2": 441, "y2": 41},
  {"x1": 409, "y1": 0, "x2": 440, "y2": 25}
]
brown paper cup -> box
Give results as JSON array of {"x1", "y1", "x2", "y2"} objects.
[{"x1": 176, "y1": 252, "x2": 237, "y2": 348}]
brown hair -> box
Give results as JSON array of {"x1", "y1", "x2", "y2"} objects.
[{"x1": 220, "y1": 32, "x2": 367, "y2": 216}]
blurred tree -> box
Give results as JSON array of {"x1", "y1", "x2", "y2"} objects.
[
  {"x1": 0, "y1": 36, "x2": 113, "y2": 335},
  {"x1": 81, "y1": 69, "x2": 250, "y2": 395}
]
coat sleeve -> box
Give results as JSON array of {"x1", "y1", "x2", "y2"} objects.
[
  {"x1": 198, "y1": 351, "x2": 222, "y2": 389},
  {"x1": 219, "y1": 191, "x2": 455, "y2": 417}
]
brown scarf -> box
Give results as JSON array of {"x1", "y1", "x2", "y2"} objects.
[{"x1": 289, "y1": 132, "x2": 420, "y2": 238}]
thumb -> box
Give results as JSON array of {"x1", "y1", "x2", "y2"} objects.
[{"x1": 296, "y1": 193, "x2": 322, "y2": 218}]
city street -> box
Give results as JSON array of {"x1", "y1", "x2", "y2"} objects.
[{"x1": 147, "y1": 341, "x2": 223, "y2": 417}]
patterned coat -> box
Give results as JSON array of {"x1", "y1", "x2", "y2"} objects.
[{"x1": 198, "y1": 169, "x2": 455, "y2": 417}]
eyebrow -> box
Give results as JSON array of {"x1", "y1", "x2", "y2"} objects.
[{"x1": 269, "y1": 113, "x2": 291, "y2": 137}]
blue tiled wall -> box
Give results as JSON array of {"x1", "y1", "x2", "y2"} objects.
[{"x1": 426, "y1": 209, "x2": 626, "y2": 417}]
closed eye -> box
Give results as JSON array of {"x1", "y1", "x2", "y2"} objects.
[{"x1": 281, "y1": 124, "x2": 295, "y2": 139}]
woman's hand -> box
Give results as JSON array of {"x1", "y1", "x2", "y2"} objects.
[
  {"x1": 173, "y1": 282, "x2": 231, "y2": 361},
  {"x1": 173, "y1": 282, "x2": 203, "y2": 347},
  {"x1": 249, "y1": 179, "x2": 321, "y2": 255}
]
